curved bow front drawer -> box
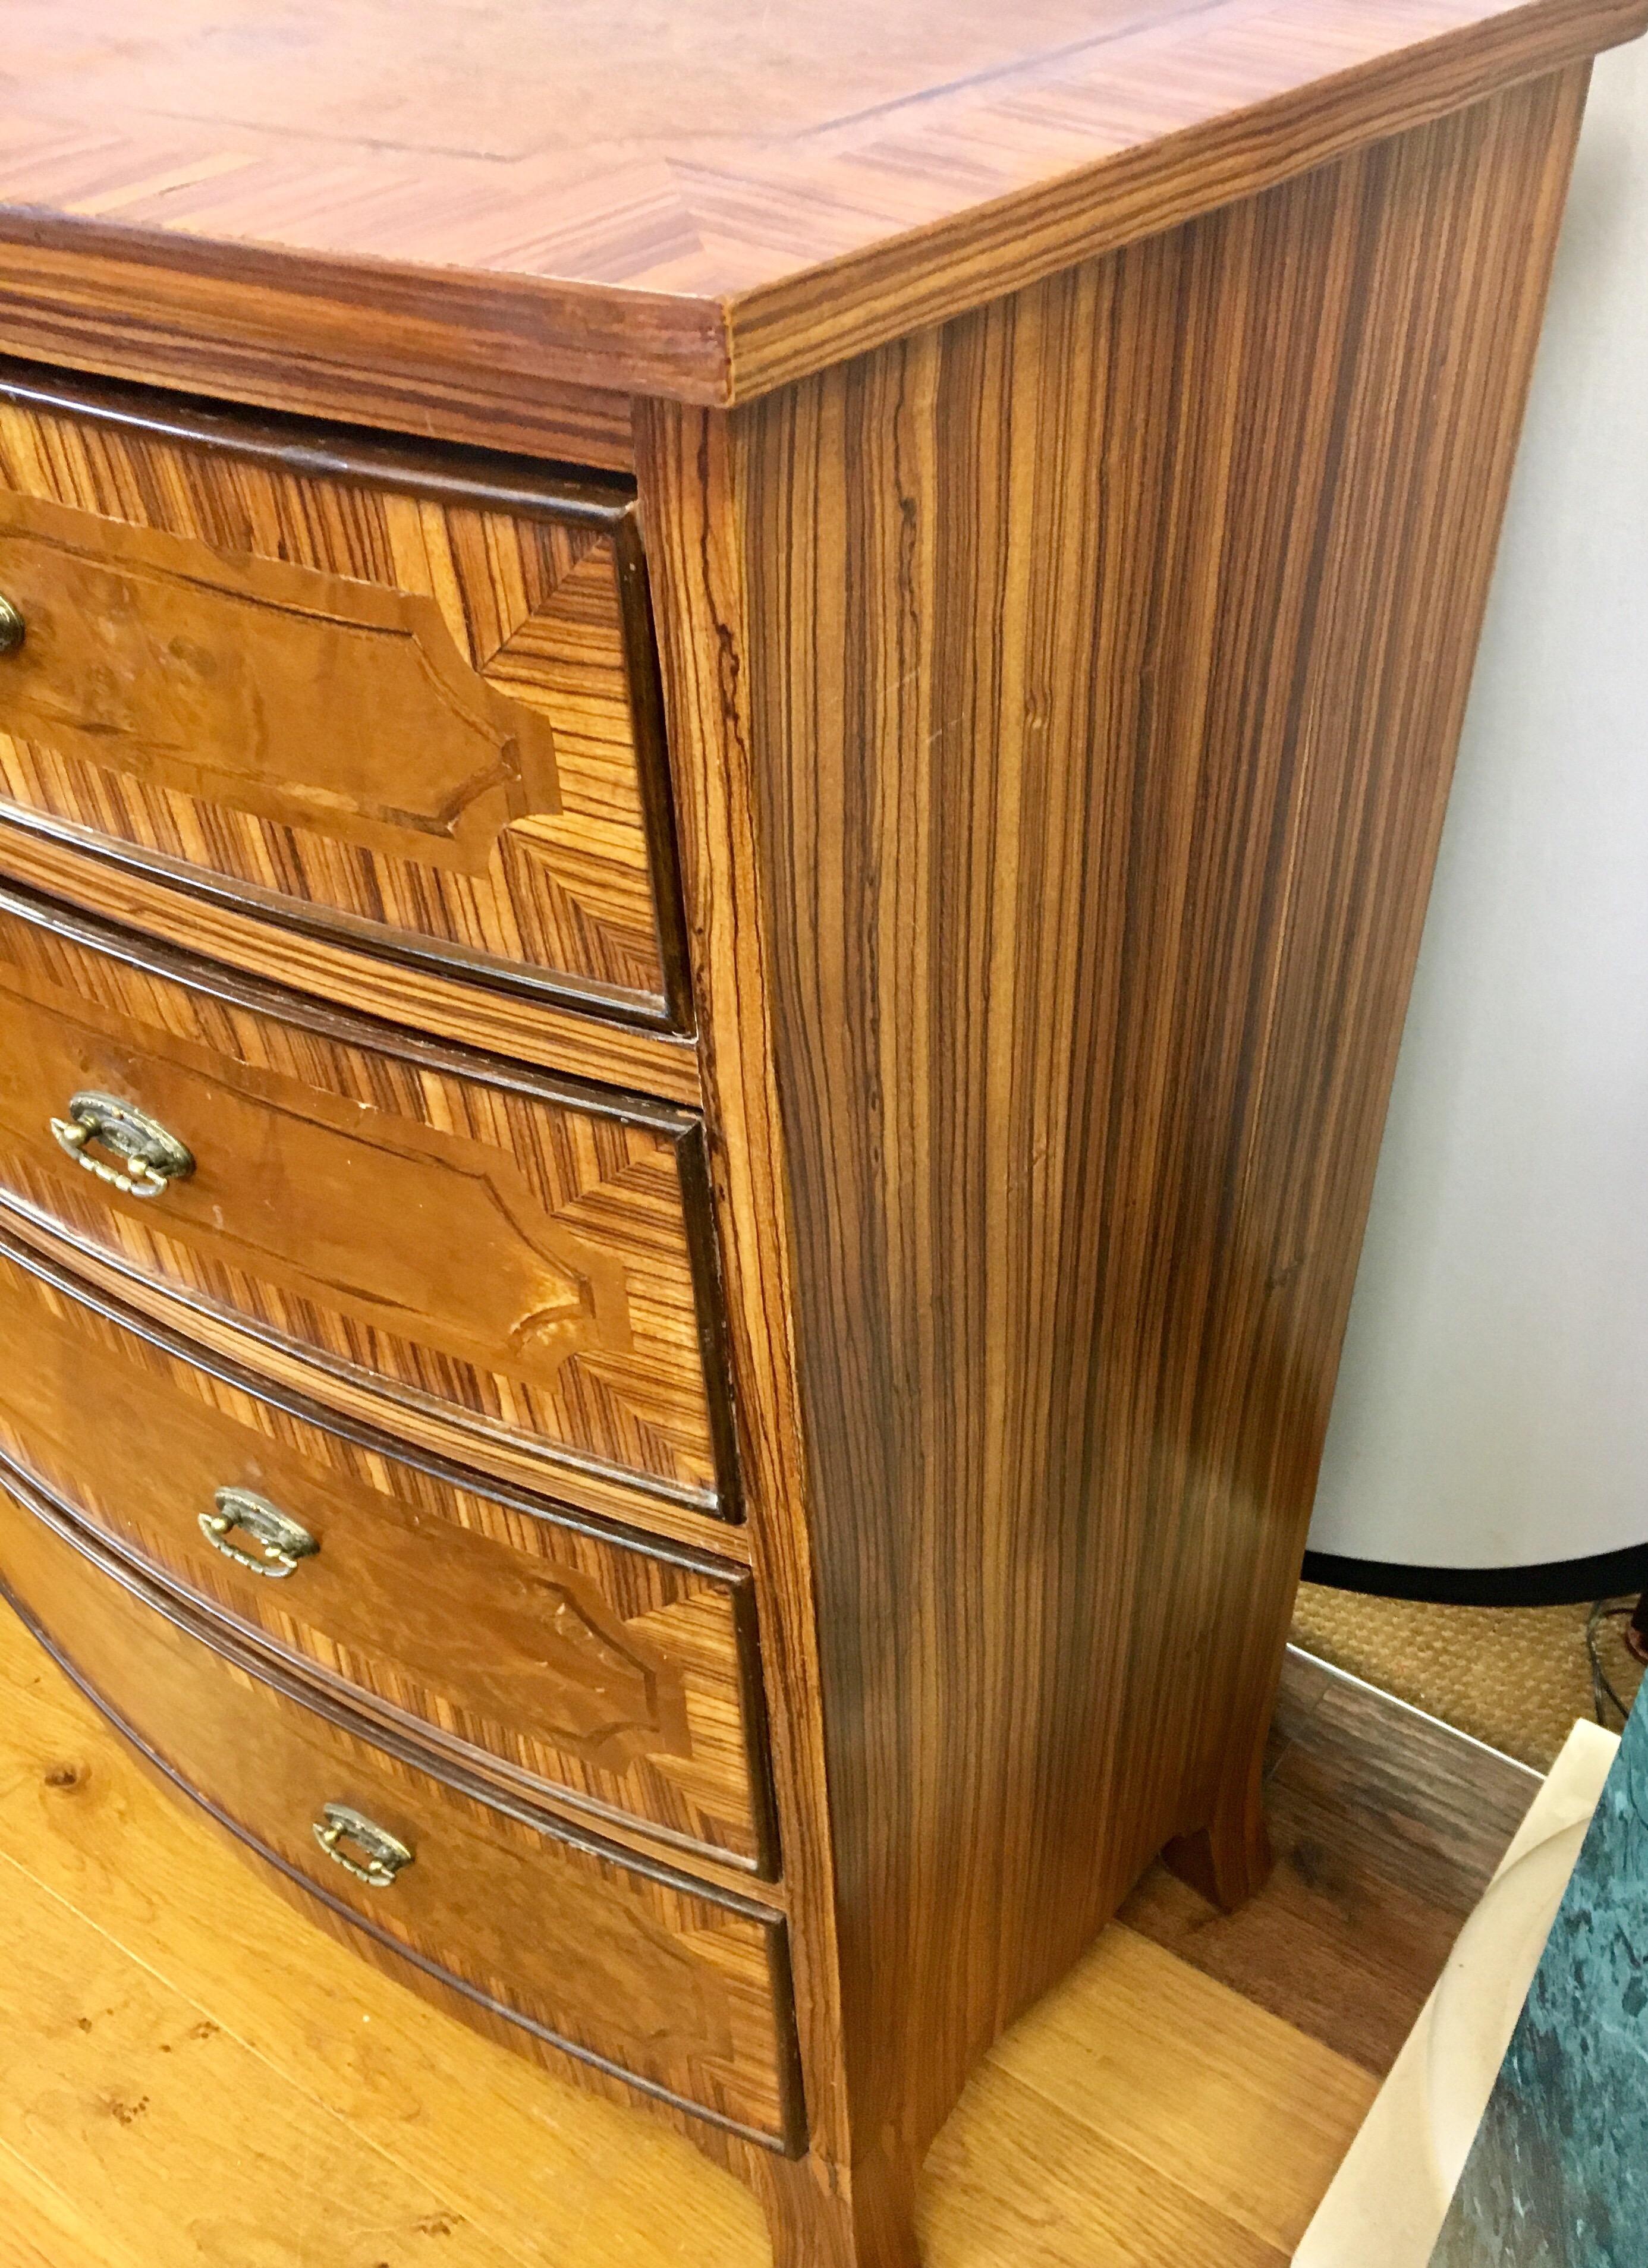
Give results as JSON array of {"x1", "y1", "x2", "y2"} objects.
[
  {"x1": 0, "y1": 1483, "x2": 803, "y2": 2151},
  {"x1": 0, "y1": 887, "x2": 733, "y2": 1522},
  {"x1": 0, "y1": 365, "x2": 687, "y2": 1031},
  {"x1": 0, "y1": 1235, "x2": 771, "y2": 1871}
]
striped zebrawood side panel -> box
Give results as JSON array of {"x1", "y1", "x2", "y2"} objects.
[
  {"x1": 0, "y1": 889, "x2": 725, "y2": 1514},
  {"x1": 640, "y1": 62, "x2": 1591, "y2": 2232},
  {"x1": 0, "y1": 375, "x2": 684, "y2": 1021},
  {"x1": 0, "y1": 1232, "x2": 768, "y2": 1869}
]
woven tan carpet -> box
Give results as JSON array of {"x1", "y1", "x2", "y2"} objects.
[{"x1": 1290, "y1": 1583, "x2": 1644, "y2": 1772}]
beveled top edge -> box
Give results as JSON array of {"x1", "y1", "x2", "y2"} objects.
[{"x1": 0, "y1": 0, "x2": 1641, "y2": 410}]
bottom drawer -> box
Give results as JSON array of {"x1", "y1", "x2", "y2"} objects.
[{"x1": 0, "y1": 1471, "x2": 803, "y2": 2152}]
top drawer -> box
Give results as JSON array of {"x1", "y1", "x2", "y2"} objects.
[{"x1": 0, "y1": 361, "x2": 688, "y2": 1033}]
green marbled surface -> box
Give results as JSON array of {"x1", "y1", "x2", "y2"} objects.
[{"x1": 1430, "y1": 1697, "x2": 1648, "y2": 2267}]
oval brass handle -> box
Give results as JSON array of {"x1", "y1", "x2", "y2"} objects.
[
  {"x1": 313, "y1": 1803, "x2": 413, "y2": 1889},
  {"x1": 50, "y1": 1090, "x2": 194, "y2": 1199},
  {"x1": 199, "y1": 1487, "x2": 318, "y2": 1580},
  {"x1": 0, "y1": 596, "x2": 23, "y2": 656}
]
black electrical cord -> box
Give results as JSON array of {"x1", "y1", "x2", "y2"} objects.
[{"x1": 1585, "y1": 1596, "x2": 1640, "y2": 1728}]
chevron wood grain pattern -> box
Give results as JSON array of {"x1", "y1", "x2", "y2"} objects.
[
  {"x1": 0, "y1": 817, "x2": 703, "y2": 1102},
  {"x1": 0, "y1": 1483, "x2": 804, "y2": 2150},
  {"x1": 0, "y1": 362, "x2": 690, "y2": 1030},
  {"x1": 637, "y1": 64, "x2": 1588, "y2": 2262},
  {"x1": 0, "y1": 887, "x2": 732, "y2": 1525},
  {"x1": 0, "y1": 0, "x2": 1641, "y2": 414},
  {"x1": 0, "y1": 1232, "x2": 772, "y2": 1876}
]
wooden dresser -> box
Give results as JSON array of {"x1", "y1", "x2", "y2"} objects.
[{"x1": 0, "y1": 6, "x2": 1639, "y2": 2263}]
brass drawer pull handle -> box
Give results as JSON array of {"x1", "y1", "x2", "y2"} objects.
[
  {"x1": 313, "y1": 1803, "x2": 413, "y2": 1889},
  {"x1": 50, "y1": 1091, "x2": 194, "y2": 1199},
  {"x1": 0, "y1": 596, "x2": 23, "y2": 655},
  {"x1": 199, "y1": 1487, "x2": 318, "y2": 1580}
]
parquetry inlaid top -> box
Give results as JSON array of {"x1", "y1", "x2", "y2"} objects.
[{"x1": 0, "y1": 0, "x2": 1642, "y2": 404}]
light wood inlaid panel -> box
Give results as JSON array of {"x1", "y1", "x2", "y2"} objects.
[
  {"x1": 0, "y1": 1232, "x2": 769, "y2": 1870},
  {"x1": 0, "y1": 0, "x2": 1639, "y2": 410},
  {"x1": 0, "y1": 1480, "x2": 803, "y2": 2151},
  {"x1": 0, "y1": 364, "x2": 688, "y2": 1027},
  {"x1": 0, "y1": 888, "x2": 729, "y2": 1518}
]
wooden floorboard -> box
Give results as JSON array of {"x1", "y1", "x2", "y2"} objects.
[
  {"x1": 0, "y1": 1616, "x2": 1526, "y2": 2265},
  {"x1": 0, "y1": 2134, "x2": 144, "y2": 2268},
  {"x1": 1122, "y1": 1648, "x2": 1540, "y2": 2075},
  {"x1": 0, "y1": 1844, "x2": 516, "y2": 2268}
]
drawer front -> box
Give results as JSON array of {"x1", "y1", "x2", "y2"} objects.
[
  {"x1": 0, "y1": 889, "x2": 731, "y2": 1518},
  {"x1": 0, "y1": 365, "x2": 687, "y2": 1028},
  {"x1": 0, "y1": 1234, "x2": 770, "y2": 1871},
  {"x1": 0, "y1": 1483, "x2": 802, "y2": 2150}
]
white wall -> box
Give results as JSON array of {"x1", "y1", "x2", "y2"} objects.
[{"x1": 1307, "y1": 42, "x2": 1648, "y2": 1575}]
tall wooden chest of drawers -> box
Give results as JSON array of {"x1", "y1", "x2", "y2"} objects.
[{"x1": 0, "y1": 4, "x2": 1640, "y2": 2261}]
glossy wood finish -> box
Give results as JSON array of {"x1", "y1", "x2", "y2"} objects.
[
  {"x1": 0, "y1": 362, "x2": 690, "y2": 1030},
  {"x1": 0, "y1": 1231, "x2": 772, "y2": 1873},
  {"x1": 0, "y1": 886, "x2": 734, "y2": 1524},
  {"x1": 0, "y1": 1476, "x2": 803, "y2": 2152},
  {"x1": 640, "y1": 64, "x2": 1590, "y2": 2261},
  {"x1": 0, "y1": 817, "x2": 702, "y2": 1103},
  {"x1": 0, "y1": 241, "x2": 642, "y2": 473},
  {"x1": 0, "y1": 10, "x2": 1634, "y2": 2265},
  {"x1": 0, "y1": 494, "x2": 568, "y2": 863},
  {"x1": 0, "y1": 0, "x2": 1641, "y2": 413}
]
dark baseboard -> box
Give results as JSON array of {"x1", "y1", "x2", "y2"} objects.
[{"x1": 1301, "y1": 1542, "x2": 1648, "y2": 1609}]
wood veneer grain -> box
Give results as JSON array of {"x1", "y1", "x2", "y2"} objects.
[
  {"x1": 0, "y1": 819, "x2": 703, "y2": 1100},
  {"x1": 0, "y1": 0, "x2": 1640, "y2": 407},
  {"x1": 639, "y1": 63, "x2": 1589, "y2": 2261},
  {"x1": 0, "y1": 362, "x2": 691, "y2": 1030},
  {"x1": 0, "y1": 885, "x2": 735, "y2": 1524},
  {"x1": 0, "y1": 1230, "x2": 775, "y2": 1875},
  {"x1": 0, "y1": 1479, "x2": 806, "y2": 2152},
  {"x1": 0, "y1": 1617, "x2": 1410, "y2": 2268},
  {"x1": 0, "y1": 7, "x2": 1627, "y2": 2260},
  {"x1": 0, "y1": 229, "x2": 643, "y2": 466},
  {"x1": 637, "y1": 404, "x2": 855, "y2": 2201}
]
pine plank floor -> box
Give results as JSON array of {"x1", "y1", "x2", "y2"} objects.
[{"x1": 0, "y1": 1608, "x2": 1536, "y2": 2268}]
